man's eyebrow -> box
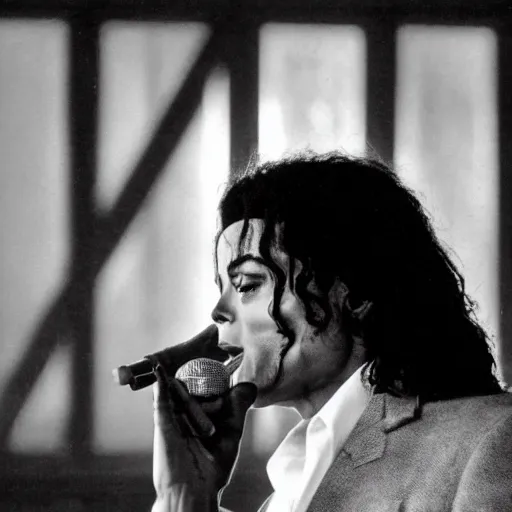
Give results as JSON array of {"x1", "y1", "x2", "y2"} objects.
[{"x1": 227, "y1": 254, "x2": 269, "y2": 275}]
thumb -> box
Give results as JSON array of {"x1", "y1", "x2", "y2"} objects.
[
  {"x1": 231, "y1": 382, "x2": 258, "y2": 408},
  {"x1": 226, "y1": 382, "x2": 258, "y2": 432}
]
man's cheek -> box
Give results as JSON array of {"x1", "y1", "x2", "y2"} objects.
[
  {"x1": 233, "y1": 342, "x2": 262, "y2": 383},
  {"x1": 236, "y1": 338, "x2": 281, "y2": 384}
]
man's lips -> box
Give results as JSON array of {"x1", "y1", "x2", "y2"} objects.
[
  {"x1": 218, "y1": 342, "x2": 244, "y2": 376},
  {"x1": 218, "y1": 342, "x2": 244, "y2": 357}
]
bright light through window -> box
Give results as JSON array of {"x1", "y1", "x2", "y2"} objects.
[
  {"x1": 395, "y1": 25, "x2": 499, "y2": 372},
  {"x1": 259, "y1": 24, "x2": 366, "y2": 161}
]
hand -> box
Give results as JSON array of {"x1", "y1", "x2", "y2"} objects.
[{"x1": 152, "y1": 365, "x2": 257, "y2": 512}]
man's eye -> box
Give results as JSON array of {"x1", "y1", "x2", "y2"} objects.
[{"x1": 236, "y1": 282, "x2": 260, "y2": 295}]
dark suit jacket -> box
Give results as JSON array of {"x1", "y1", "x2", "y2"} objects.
[{"x1": 262, "y1": 392, "x2": 512, "y2": 511}]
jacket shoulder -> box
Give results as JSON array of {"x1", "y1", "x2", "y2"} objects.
[
  {"x1": 451, "y1": 395, "x2": 512, "y2": 510},
  {"x1": 421, "y1": 392, "x2": 512, "y2": 436}
]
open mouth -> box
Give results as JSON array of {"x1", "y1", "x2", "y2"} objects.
[{"x1": 218, "y1": 342, "x2": 244, "y2": 383}]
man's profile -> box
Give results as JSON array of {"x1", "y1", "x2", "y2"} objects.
[{"x1": 150, "y1": 152, "x2": 512, "y2": 512}]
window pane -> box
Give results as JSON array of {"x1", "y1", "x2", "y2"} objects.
[
  {"x1": 259, "y1": 23, "x2": 366, "y2": 160},
  {"x1": 395, "y1": 26, "x2": 499, "y2": 374},
  {"x1": 0, "y1": 20, "x2": 70, "y2": 452},
  {"x1": 9, "y1": 345, "x2": 72, "y2": 452},
  {"x1": 98, "y1": 22, "x2": 209, "y2": 210},
  {"x1": 94, "y1": 22, "x2": 228, "y2": 451}
]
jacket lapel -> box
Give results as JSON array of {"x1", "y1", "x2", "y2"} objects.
[
  {"x1": 341, "y1": 392, "x2": 386, "y2": 467},
  {"x1": 307, "y1": 392, "x2": 422, "y2": 511},
  {"x1": 342, "y1": 392, "x2": 421, "y2": 467}
]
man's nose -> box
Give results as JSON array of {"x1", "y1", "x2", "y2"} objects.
[{"x1": 211, "y1": 294, "x2": 234, "y2": 325}]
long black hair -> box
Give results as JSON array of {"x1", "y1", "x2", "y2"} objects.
[{"x1": 217, "y1": 152, "x2": 502, "y2": 401}]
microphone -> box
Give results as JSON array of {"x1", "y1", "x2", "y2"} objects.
[
  {"x1": 112, "y1": 324, "x2": 230, "y2": 391},
  {"x1": 170, "y1": 357, "x2": 245, "y2": 437},
  {"x1": 176, "y1": 358, "x2": 232, "y2": 397}
]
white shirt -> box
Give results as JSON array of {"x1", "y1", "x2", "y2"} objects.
[{"x1": 260, "y1": 367, "x2": 371, "y2": 512}]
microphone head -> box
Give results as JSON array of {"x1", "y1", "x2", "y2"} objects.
[{"x1": 175, "y1": 358, "x2": 230, "y2": 398}]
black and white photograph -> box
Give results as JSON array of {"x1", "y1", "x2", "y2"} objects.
[{"x1": 0, "y1": 1, "x2": 511, "y2": 511}]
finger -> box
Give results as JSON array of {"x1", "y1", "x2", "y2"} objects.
[
  {"x1": 170, "y1": 378, "x2": 216, "y2": 438},
  {"x1": 201, "y1": 383, "x2": 258, "y2": 474},
  {"x1": 225, "y1": 382, "x2": 258, "y2": 434},
  {"x1": 153, "y1": 365, "x2": 184, "y2": 433},
  {"x1": 198, "y1": 383, "x2": 256, "y2": 419},
  {"x1": 153, "y1": 365, "x2": 172, "y2": 416},
  {"x1": 198, "y1": 396, "x2": 224, "y2": 415}
]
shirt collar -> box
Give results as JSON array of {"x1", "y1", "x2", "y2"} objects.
[
  {"x1": 266, "y1": 366, "x2": 371, "y2": 492},
  {"x1": 314, "y1": 365, "x2": 371, "y2": 452}
]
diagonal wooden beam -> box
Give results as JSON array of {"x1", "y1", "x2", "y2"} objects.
[
  {"x1": 94, "y1": 29, "x2": 224, "y2": 259},
  {"x1": 0, "y1": 28, "x2": 223, "y2": 448},
  {"x1": 0, "y1": 287, "x2": 71, "y2": 448}
]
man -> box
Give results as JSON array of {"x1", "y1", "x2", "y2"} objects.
[{"x1": 152, "y1": 152, "x2": 512, "y2": 512}]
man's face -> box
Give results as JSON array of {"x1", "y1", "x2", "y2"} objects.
[{"x1": 212, "y1": 218, "x2": 353, "y2": 412}]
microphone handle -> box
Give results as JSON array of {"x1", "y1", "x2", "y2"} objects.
[
  {"x1": 130, "y1": 352, "x2": 245, "y2": 392},
  {"x1": 130, "y1": 371, "x2": 157, "y2": 390},
  {"x1": 114, "y1": 324, "x2": 228, "y2": 391}
]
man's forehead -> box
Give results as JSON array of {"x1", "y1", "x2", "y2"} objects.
[
  {"x1": 216, "y1": 218, "x2": 289, "y2": 269},
  {"x1": 218, "y1": 219, "x2": 264, "y2": 255}
]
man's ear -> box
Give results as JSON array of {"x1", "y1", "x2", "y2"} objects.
[
  {"x1": 328, "y1": 280, "x2": 350, "y2": 324},
  {"x1": 330, "y1": 279, "x2": 373, "y2": 323},
  {"x1": 329, "y1": 279, "x2": 349, "y2": 307},
  {"x1": 346, "y1": 297, "x2": 373, "y2": 322}
]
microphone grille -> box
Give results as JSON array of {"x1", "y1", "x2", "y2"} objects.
[{"x1": 175, "y1": 358, "x2": 230, "y2": 398}]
